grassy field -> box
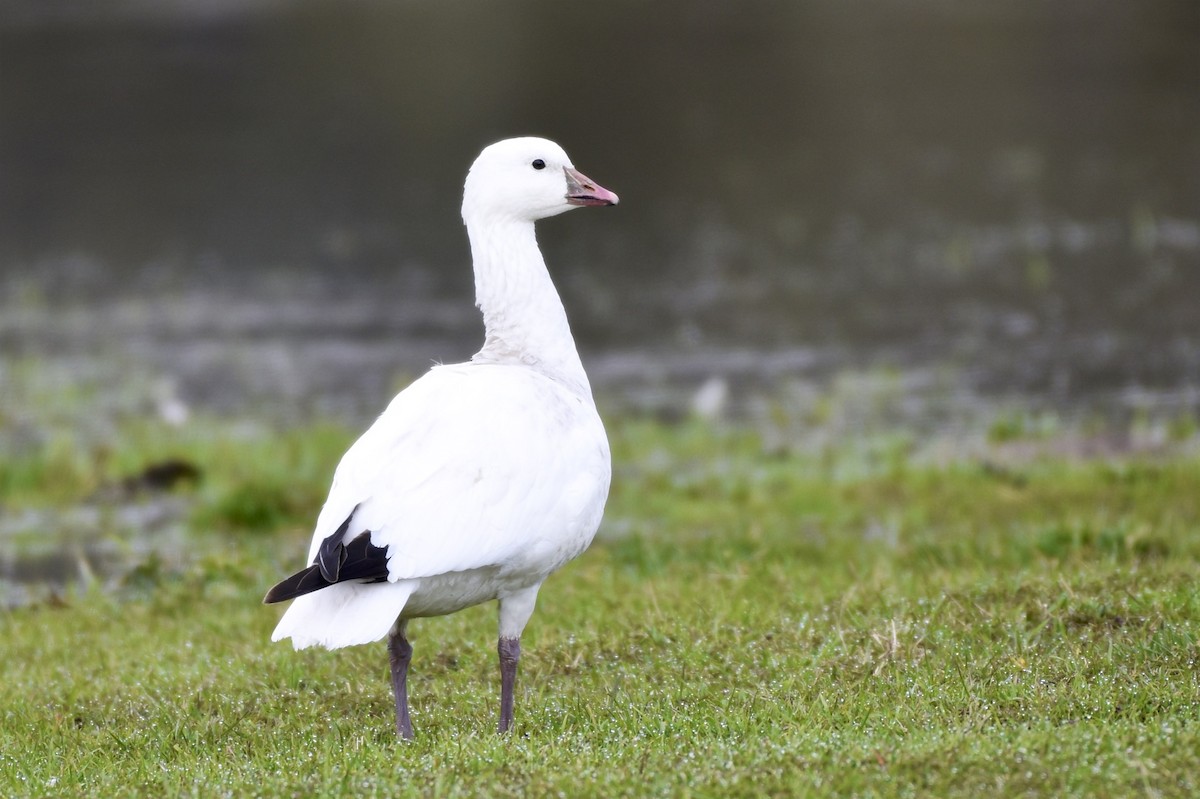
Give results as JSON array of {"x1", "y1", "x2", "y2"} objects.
[{"x1": 2, "y1": 410, "x2": 1199, "y2": 797}]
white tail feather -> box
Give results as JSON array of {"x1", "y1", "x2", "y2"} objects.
[{"x1": 271, "y1": 580, "x2": 417, "y2": 650}]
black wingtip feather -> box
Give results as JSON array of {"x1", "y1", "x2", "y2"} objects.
[
  {"x1": 263, "y1": 510, "x2": 391, "y2": 604},
  {"x1": 263, "y1": 565, "x2": 327, "y2": 604},
  {"x1": 316, "y1": 512, "x2": 356, "y2": 582}
]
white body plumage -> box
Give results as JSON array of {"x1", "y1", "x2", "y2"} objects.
[{"x1": 271, "y1": 362, "x2": 610, "y2": 649}]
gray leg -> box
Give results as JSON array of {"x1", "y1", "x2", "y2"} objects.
[
  {"x1": 388, "y1": 621, "x2": 414, "y2": 739},
  {"x1": 497, "y1": 636, "x2": 521, "y2": 734},
  {"x1": 496, "y1": 585, "x2": 540, "y2": 736}
]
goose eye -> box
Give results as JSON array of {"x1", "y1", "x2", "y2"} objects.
[{"x1": 531, "y1": 159, "x2": 546, "y2": 170}]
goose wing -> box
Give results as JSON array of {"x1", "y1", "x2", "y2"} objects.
[{"x1": 303, "y1": 363, "x2": 610, "y2": 584}]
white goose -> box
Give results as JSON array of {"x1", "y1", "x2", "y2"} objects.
[{"x1": 264, "y1": 137, "x2": 617, "y2": 739}]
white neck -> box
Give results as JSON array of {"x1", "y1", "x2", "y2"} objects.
[{"x1": 465, "y1": 213, "x2": 592, "y2": 398}]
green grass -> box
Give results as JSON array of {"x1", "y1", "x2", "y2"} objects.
[{"x1": 2, "y1": 414, "x2": 1199, "y2": 797}]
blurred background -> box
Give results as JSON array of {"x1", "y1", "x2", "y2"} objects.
[
  {"x1": 2, "y1": 0, "x2": 1199, "y2": 431},
  {"x1": 4, "y1": 2, "x2": 1200, "y2": 777}
]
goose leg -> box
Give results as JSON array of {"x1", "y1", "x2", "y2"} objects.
[
  {"x1": 388, "y1": 620, "x2": 414, "y2": 739},
  {"x1": 497, "y1": 637, "x2": 520, "y2": 734},
  {"x1": 496, "y1": 584, "x2": 541, "y2": 735}
]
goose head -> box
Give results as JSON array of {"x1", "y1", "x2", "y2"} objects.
[{"x1": 462, "y1": 137, "x2": 619, "y2": 224}]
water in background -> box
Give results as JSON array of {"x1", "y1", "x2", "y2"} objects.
[
  {"x1": 2, "y1": 0, "x2": 1199, "y2": 426},
  {"x1": 3, "y1": 0, "x2": 1200, "y2": 604}
]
